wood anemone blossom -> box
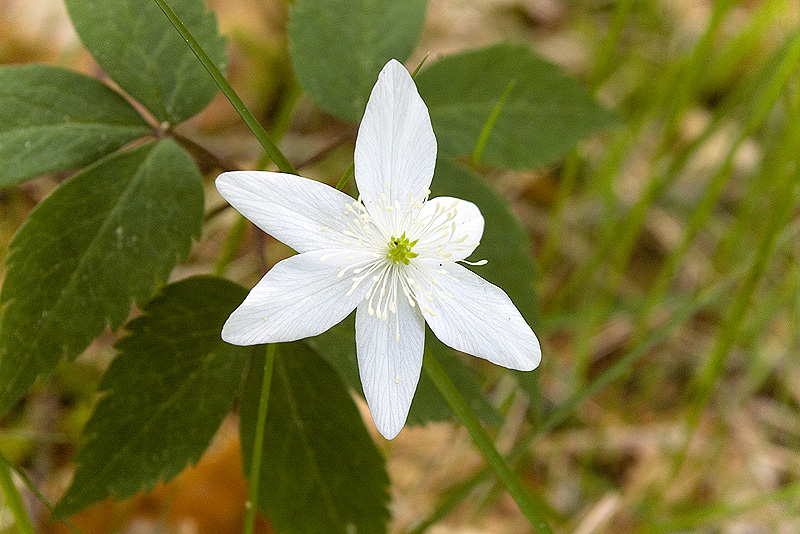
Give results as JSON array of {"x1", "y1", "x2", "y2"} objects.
[{"x1": 216, "y1": 59, "x2": 541, "y2": 439}]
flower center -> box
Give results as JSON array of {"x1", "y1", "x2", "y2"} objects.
[{"x1": 386, "y1": 232, "x2": 418, "y2": 265}]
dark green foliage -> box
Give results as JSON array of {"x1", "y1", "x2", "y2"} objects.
[
  {"x1": 0, "y1": 140, "x2": 204, "y2": 415},
  {"x1": 240, "y1": 342, "x2": 391, "y2": 534},
  {"x1": 64, "y1": 0, "x2": 227, "y2": 125},
  {"x1": 288, "y1": 0, "x2": 427, "y2": 121},
  {"x1": 416, "y1": 43, "x2": 618, "y2": 169},
  {"x1": 52, "y1": 276, "x2": 250, "y2": 517},
  {"x1": 0, "y1": 64, "x2": 150, "y2": 188}
]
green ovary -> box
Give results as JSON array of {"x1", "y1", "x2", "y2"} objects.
[{"x1": 386, "y1": 232, "x2": 419, "y2": 265}]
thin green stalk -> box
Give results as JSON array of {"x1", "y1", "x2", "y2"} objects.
[
  {"x1": 678, "y1": 177, "x2": 800, "y2": 458},
  {"x1": 558, "y1": 25, "x2": 800, "y2": 385},
  {"x1": 539, "y1": 151, "x2": 579, "y2": 270},
  {"x1": 0, "y1": 451, "x2": 83, "y2": 534},
  {"x1": 639, "y1": 481, "x2": 800, "y2": 534},
  {"x1": 151, "y1": 0, "x2": 297, "y2": 175},
  {"x1": 335, "y1": 162, "x2": 355, "y2": 191},
  {"x1": 738, "y1": 265, "x2": 798, "y2": 398},
  {"x1": 243, "y1": 344, "x2": 276, "y2": 534},
  {"x1": 411, "y1": 52, "x2": 431, "y2": 78},
  {"x1": 422, "y1": 352, "x2": 555, "y2": 534},
  {"x1": 214, "y1": 215, "x2": 248, "y2": 276},
  {"x1": 470, "y1": 79, "x2": 517, "y2": 168},
  {"x1": 552, "y1": 7, "x2": 797, "y2": 313},
  {"x1": 591, "y1": 0, "x2": 635, "y2": 86},
  {"x1": 412, "y1": 285, "x2": 722, "y2": 534},
  {"x1": 656, "y1": 0, "x2": 737, "y2": 148},
  {"x1": 0, "y1": 454, "x2": 35, "y2": 534}
]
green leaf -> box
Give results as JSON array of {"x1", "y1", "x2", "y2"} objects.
[
  {"x1": 53, "y1": 276, "x2": 249, "y2": 518},
  {"x1": 307, "y1": 314, "x2": 500, "y2": 426},
  {"x1": 64, "y1": 0, "x2": 227, "y2": 125},
  {"x1": 241, "y1": 342, "x2": 390, "y2": 534},
  {"x1": 416, "y1": 43, "x2": 618, "y2": 169},
  {"x1": 0, "y1": 64, "x2": 151, "y2": 188},
  {"x1": 0, "y1": 140, "x2": 204, "y2": 416},
  {"x1": 288, "y1": 0, "x2": 427, "y2": 122},
  {"x1": 430, "y1": 158, "x2": 542, "y2": 399}
]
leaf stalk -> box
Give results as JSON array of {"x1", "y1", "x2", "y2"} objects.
[
  {"x1": 243, "y1": 344, "x2": 276, "y2": 534},
  {"x1": 150, "y1": 0, "x2": 297, "y2": 175}
]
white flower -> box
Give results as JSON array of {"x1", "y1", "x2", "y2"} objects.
[{"x1": 216, "y1": 59, "x2": 541, "y2": 439}]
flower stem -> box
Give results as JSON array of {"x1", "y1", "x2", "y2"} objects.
[
  {"x1": 0, "y1": 454, "x2": 35, "y2": 534},
  {"x1": 150, "y1": 0, "x2": 297, "y2": 175},
  {"x1": 243, "y1": 344, "x2": 276, "y2": 534},
  {"x1": 422, "y1": 352, "x2": 555, "y2": 534}
]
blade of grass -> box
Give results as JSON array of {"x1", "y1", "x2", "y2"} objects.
[
  {"x1": 423, "y1": 351, "x2": 556, "y2": 534},
  {"x1": 0, "y1": 451, "x2": 84, "y2": 534},
  {"x1": 151, "y1": 0, "x2": 297, "y2": 175},
  {"x1": 558, "y1": 25, "x2": 800, "y2": 388},
  {"x1": 591, "y1": 0, "x2": 635, "y2": 87},
  {"x1": 335, "y1": 162, "x2": 355, "y2": 191},
  {"x1": 538, "y1": 151, "x2": 579, "y2": 270},
  {"x1": 551, "y1": 17, "x2": 800, "y2": 317},
  {"x1": 0, "y1": 453, "x2": 35, "y2": 534},
  {"x1": 633, "y1": 26, "x2": 800, "y2": 333},
  {"x1": 639, "y1": 481, "x2": 800, "y2": 534},
  {"x1": 674, "y1": 97, "x2": 800, "y2": 474},
  {"x1": 412, "y1": 217, "x2": 800, "y2": 533},
  {"x1": 470, "y1": 78, "x2": 517, "y2": 168}
]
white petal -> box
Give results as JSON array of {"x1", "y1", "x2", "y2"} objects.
[
  {"x1": 354, "y1": 59, "x2": 436, "y2": 211},
  {"x1": 222, "y1": 250, "x2": 372, "y2": 345},
  {"x1": 216, "y1": 171, "x2": 355, "y2": 253},
  {"x1": 422, "y1": 262, "x2": 541, "y2": 371},
  {"x1": 355, "y1": 294, "x2": 425, "y2": 439},
  {"x1": 416, "y1": 196, "x2": 484, "y2": 261}
]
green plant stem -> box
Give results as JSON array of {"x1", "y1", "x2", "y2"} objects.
[
  {"x1": 422, "y1": 352, "x2": 555, "y2": 534},
  {"x1": 470, "y1": 78, "x2": 516, "y2": 168},
  {"x1": 243, "y1": 344, "x2": 276, "y2": 534},
  {"x1": 0, "y1": 454, "x2": 35, "y2": 534},
  {"x1": 335, "y1": 162, "x2": 355, "y2": 191},
  {"x1": 151, "y1": 0, "x2": 297, "y2": 175},
  {"x1": 0, "y1": 451, "x2": 83, "y2": 534},
  {"x1": 214, "y1": 215, "x2": 248, "y2": 276},
  {"x1": 674, "y1": 128, "x2": 800, "y2": 475},
  {"x1": 539, "y1": 151, "x2": 579, "y2": 270},
  {"x1": 591, "y1": 0, "x2": 635, "y2": 86}
]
